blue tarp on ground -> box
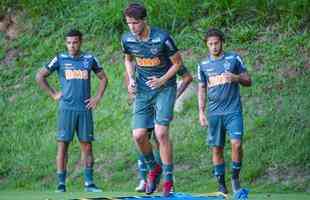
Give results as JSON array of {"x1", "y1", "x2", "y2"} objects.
[
  {"x1": 118, "y1": 193, "x2": 225, "y2": 199},
  {"x1": 71, "y1": 193, "x2": 226, "y2": 200}
]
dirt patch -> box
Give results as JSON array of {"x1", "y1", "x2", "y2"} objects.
[
  {"x1": 253, "y1": 55, "x2": 264, "y2": 71},
  {"x1": 0, "y1": 48, "x2": 20, "y2": 66},
  {"x1": 0, "y1": 11, "x2": 22, "y2": 67},
  {"x1": 0, "y1": 12, "x2": 20, "y2": 40},
  {"x1": 255, "y1": 166, "x2": 310, "y2": 191},
  {"x1": 278, "y1": 66, "x2": 302, "y2": 79}
]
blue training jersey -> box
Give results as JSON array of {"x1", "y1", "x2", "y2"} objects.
[
  {"x1": 45, "y1": 52, "x2": 103, "y2": 111},
  {"x1": 197, "y1": 52, "x2": 247, "y2": 116},
  {"x1": 121, "y1": 27, "x2": 179, "y2": 92}
]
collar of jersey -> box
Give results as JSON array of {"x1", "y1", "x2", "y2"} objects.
[
  {"x1": 67, "y1": 52, "x2": 84, "y2": 59},
  {"x1": 208, "y1": 52, "x2": 225, "y2": 62},
  {"x1": 133, "y1": 26, "x2": 151, "y2": 42}
]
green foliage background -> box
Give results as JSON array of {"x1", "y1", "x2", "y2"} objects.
[{"x1": 0, "y1": 0, "x2": 309, "y2": 193}]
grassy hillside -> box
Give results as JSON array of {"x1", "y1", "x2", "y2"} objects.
[{"x1": 0, "y1": 0, "x2": 309, "y2": 193}]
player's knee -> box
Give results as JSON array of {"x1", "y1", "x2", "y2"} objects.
[
  {"x1": 231, "y1": 140, "x2": 242, "y2": 153},
  {"x1": 133, "y1": 131, "x2": 148, "y2": 144},
  {"x1": 213, "y1": 147, "x2": 224, "y2": 157},
  {"x1": 231, "y1": 140, "x2": 242, "y2": 151},
  {"x1": 80, "y1": 142, "x2": 93, "y2": 156},
  {"x1": 155, "y1": 132, "x2": 169, "y2": 144}
]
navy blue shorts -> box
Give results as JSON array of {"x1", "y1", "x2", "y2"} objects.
[
  {"x1": 207, "y1": 112, "x2": 244, "y2": 147},
  {"x1": 57, "y1": 109, "x2": 94, "y2": 142}
]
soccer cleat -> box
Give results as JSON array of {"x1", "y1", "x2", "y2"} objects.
[
  {"x1": 55, "y1": 184, "x2": 66, "y2": 192},
  {"x1": 135, "y1": 179, "x2": 146, "y2": 192},
  {"x1": 218, "y1": 184, "x2": 228, "y2": 194},
  {"x1": 145, "y1": 164, "x2": 162, "y2": 195},
  {"x1": 162, "y1": 180, "x2": 173, "y2": 197},
  {"x1": 84, "y1": 183, "x2": 102, "y2": 192},
  {"x1": 233, "y1": 188, "x2": 249, "y2": 200}
]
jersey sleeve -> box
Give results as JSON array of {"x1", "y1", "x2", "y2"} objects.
[
  {"x1": 177, "y1": 65, "x2": 189, "y2": 76},
  {"x1": 45, "y1": 56, "x2": 59, "y2": 72},
  {"x1": 164, "y1": 34, "x2": 179, "y2": 57},
  {"x1": 91, "y1": 56, "x2": 103, "y2": 73},
  {"x1": 197, "y1": 63, "x2": 207, "y2": 85},
  {"x1": 121, "y1": 36, "x2": 130, "y2": 54},
  {"x1": 235, "y1": 54, "x2": 247, "y2": 74}
]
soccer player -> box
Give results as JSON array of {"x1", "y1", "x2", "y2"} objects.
[
  {"x1": 121, "y1": 3, "x2": 184, "y2": 196},
  {"x1": 133, "y1": 65, "x2": 193, "y2": 192},
  {"x1": 197, "y1": 28, "x2": 251, "y2": 197},
  {"x1": 36, "y1": 29, "x2": 108, "y2": 192}
]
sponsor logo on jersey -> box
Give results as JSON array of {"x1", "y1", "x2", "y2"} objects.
[
  {"x1": 64, "y1": 63, "x2": 72, "y2": 67},
  {"x1": 65, "y1": 69, "x2": 88, "y2": 80},
  {"x1": 151, "y1": 37, "x2": 161, "y2": 43},
  {"x1": 208, "y1": 74, "x2": 232, "y2": 88},
  {"x1": 136, "y1": 57, "x2": 161, "y2": 67}
]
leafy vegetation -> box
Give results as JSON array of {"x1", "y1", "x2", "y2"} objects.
[{"x1": 0, "y1": 0, "x2": 309, "y2": 194}]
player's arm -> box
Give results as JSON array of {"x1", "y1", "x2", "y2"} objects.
[
  {"x1": 124, "y1": 53, "x2": 136, "y2": 94},
  {"x1": 85, "y1": 70, "x2": 108, "y2": 109},
  {"x1": 223, "y1": 71, "x2": 252, "y2": 87},
  {"x1": 198, "y1": 83, "x2": 207, "y2": 127},
  {"x1": 36, "y1": 67, "x2": 61, "y2": 101},
  {"x1": 223, "y1": 55, "x2": 251, "y2": 86},
  {"x1": 238, "y1": 72, "x2": 251, "y2": 86},
  {"x1": 146, "y1": 52, "x2": 183, "y2": 90},
  {"x1": 176, "y1": 72, "x2": 193, "y2": 99}
]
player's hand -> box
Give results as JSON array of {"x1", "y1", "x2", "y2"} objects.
[
  {"x1": 85, "y1": 96, "x2": 101, "y2": 110},
  {"x1": 128, "y1": 78, "x2": 136, "y2": 96},
  {"x1": 51, "y1": 91, "x2": 62, "y2": 101},
  {"x1": 223, "y1": 72, "x2": 240, "y2": 83},
  {"x1": 146, "y1": 76, "x2": 165, "y2": 90},
  {"x1": 199, "y1": 112, "x2": 208, "y2": 127}
]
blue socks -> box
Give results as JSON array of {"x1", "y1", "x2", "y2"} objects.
[
  {"x1": 84, "y1": 167, "x2": 94, "y2": 186},
  {"x1": 57, "y1": 170, "x2": 67, "y2": 185},
  {"x1": 232, "y1": 161, "x2": 241, "y2": 179},
  {"x1": 138, "y1": 154, "x2": 148, "y2": 180},
  {"x1": 144, "y1": 152, "x2": 157, "y2": 170},
  {"x1": 154, "y1": 149, "x2": 163, "y2": 166},
  {"x1": 214, "y1": 163, "x2": 226, "y2": 187},
  {"x1": 163, "y1": 164, "x2": 173, "y2": 181}
]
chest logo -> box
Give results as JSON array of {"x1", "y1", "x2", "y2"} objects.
[
  {"x1": 150, "y1": 47, "x2": 159, "y2": 55},
  {"x1": 83, "y1": 60, "x2": 90, "y2": 69},
  {"x1": 65, "y1": 70, "x2": 89, "y2": 80}
]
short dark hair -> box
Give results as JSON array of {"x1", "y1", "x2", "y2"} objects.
[
  {"x1": 124, "y1": 3, "x2": 147, "y2": 20},
  {"x1": 66, "y1": 29, "x2": 83, "y2": 39},
  {"x1": 204, "y1": 28, "x2": 225, "y2": 42}
]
